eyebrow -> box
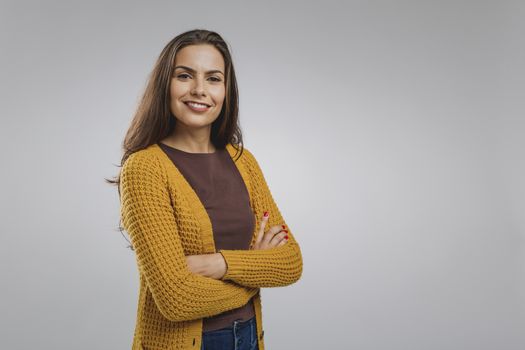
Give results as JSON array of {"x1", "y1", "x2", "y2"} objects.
[{"x1": 174, "y1": 65, "x2": 224, "y2": 75}]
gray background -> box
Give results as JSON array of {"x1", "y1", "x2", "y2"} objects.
[{"x1": 1, "y1": 0, "x2": 524, "y2": 349}]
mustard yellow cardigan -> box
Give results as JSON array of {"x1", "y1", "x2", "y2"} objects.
[{"x1": 119, "y1": 142, "x2": 303, "y2": 349}]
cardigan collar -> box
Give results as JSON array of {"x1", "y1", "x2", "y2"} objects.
[{"x1": 146, "y1": 142, "x2": 254, "y2": 253}]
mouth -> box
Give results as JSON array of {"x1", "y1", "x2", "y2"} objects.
[
  {"x1": 184, "y1": 100, "x2": 211, "y2": 107},
  {"x1": 184, "y1": 100, "x2": 211, "y2": 112}
]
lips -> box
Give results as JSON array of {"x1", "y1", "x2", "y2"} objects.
[
  {"x1": 184, "y1": 100, "x2": 211, "y2": 107},
  {"x1": 184, "y1": 101, "x2": 211, "y2": 112}
]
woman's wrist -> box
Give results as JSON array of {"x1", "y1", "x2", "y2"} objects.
[
  {"x1": 185, "y1": 253, "x2": 227, "y2": 280},
  {"x1": 211, "y1": 252, "x2": 227, "y2": 280}
]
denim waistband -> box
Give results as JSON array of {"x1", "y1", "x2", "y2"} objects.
[{"x1": 203, "y1": 316, "x2": 256, "y2": 334}]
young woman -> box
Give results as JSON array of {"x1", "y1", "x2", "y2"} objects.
[{"x1": 110, "y1": 29, "x2": 303, "y2": 350}]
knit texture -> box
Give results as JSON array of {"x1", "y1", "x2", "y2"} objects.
[{"x1": 119, "y1": 143, "x2": 303, "y2": 349}]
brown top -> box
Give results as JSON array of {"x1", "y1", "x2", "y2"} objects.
[{"x1": 157, "y1": 142, "x2": 256, "y2": 332}]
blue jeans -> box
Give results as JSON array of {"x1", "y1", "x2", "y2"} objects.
[{"x1": 201, "y1": 316, "x2": 259, "y2": 350}]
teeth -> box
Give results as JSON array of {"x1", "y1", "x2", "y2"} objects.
[{"x1": 187, "y1": 102, "x2": 209, "y2": 108}]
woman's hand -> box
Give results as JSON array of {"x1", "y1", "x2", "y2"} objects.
[
  {"x1": 251, "y1": 211, "x2": 288, "y2": 250},
  {"x1": 185, "y1": 253, "x2": 227, "y2": 280},
  {"x1": 185, "y1": 211, "x2": 288, "y2": 279}
]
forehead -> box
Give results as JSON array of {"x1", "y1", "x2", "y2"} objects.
[{"x1": 174, "y1": 44, "x2": 225, "y2": 71}]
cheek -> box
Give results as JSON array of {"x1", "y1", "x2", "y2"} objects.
[
  {"x1": 170, "y1": 81, "x2": 186, "y2": 98},
  {"x1": 211, "y1": 86, "x2": 226, "y2": 103}
]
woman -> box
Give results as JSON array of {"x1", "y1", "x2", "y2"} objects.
[{"x1": 111, "y1": 29, "x2": 303, "y2": 350}]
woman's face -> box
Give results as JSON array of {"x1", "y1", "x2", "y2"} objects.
[{"x1": 169, "y1": 44, "x2": 226, "y2": 130}]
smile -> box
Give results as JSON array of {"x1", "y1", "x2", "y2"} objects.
[{"x1": 184, "y1": 101, "x2": 211, "y2": 112}]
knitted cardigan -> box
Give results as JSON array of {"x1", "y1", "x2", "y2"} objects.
[{"x1": 119, "y1": 142, "x2": 303, "y2": 349}]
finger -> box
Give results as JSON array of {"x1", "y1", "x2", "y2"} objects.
[
  {"x1": 255, "y1": 211, "x2": 269, "y2": 245},
  {"x1": 262, "y1": 225, "x2": 284, "y2": 247},
  {"x1": 269, "y1": 231, "x2": 287, "y2": 247}
]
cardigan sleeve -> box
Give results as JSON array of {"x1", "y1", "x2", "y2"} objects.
[
  {"x1": 218, "y1": 148, "x2": 303, "y2": 288},
  {"x1": 119, "y1": 150, "x2": 259, "y2": 322}
]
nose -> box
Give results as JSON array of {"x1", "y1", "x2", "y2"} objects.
[{"x1": 191, "y1": 75, "x2": 206, "y2": 96}]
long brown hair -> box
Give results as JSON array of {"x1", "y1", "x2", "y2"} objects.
[{"x1": 105, "y1": 29, "x2": 245, "y2": 248}]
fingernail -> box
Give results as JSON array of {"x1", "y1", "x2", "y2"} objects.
[
  {"x1": 284, "y1": 235, "x2": 289, "y2": 239},
  {"x1": 264, "y1": 211, "x2": 269, "y2": 217},
  {"x1": 284, "y1": 230, "x2": 288, "y2": 233},
  {"x1": 282, "y1": 225, "x2": 286, "y2": 229}
]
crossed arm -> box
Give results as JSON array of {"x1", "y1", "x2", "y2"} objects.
[
  {"x1": 186, "y1": 149, "x2": 303, "y2": 289},
  {"x1": 120, "y1": 149, "x2": 302, "y2": 322}
]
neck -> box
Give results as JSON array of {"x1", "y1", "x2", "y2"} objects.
[{"x1": 161, "y1": 127, "x2": 216, "y2": 154}]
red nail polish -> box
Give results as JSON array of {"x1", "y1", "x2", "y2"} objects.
[
  {"x1": 284, "y1": 230, "x2": 288, "y2": 233},
  {"x1": 282, "y1": 225, "x2": 286, "y2": 229},
  {"x1": 264, "y1": 211, "x2": 269, "y2": 217},
  {"x1": 284, "y1": 235, "x2": 289, "y2": 239}
]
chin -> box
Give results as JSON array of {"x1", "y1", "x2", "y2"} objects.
[{"x1": 180, "y1": 117, "x2": 217, "y2": 129}]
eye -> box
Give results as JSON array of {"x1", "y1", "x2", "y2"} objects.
[{"x1": 175, "y1": 73, "x2": 222, "y2": 82}]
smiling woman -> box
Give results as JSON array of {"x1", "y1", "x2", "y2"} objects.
[{"x1": 106, "y1": 29, "x2": 303, "y2": 350}]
